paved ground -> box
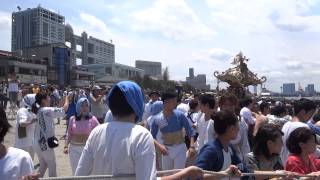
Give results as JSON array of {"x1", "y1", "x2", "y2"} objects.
[{"x1": 4, "y1": 113, "x2": 73, "y2": 177}]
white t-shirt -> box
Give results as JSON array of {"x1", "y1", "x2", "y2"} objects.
[
  {"x1": 240, "y1": 107, "x2": 255, "y2": 125},
  {"x1": 142, "y1": 101, "x2": 153, "y2": 123},
  {"x1": 176, "y1": 103, "x2": 189, "y2": 114},
  {"x1": 14, "y1": 108, "x2": 36, "y2": 148},
  {"x1": 75, "y1": 121, "x2": 157, "y2": 180},
  {"x1": 205, "y1": 119, "x2": 216, "y2": 145},
  {"x1": 230, "y1": 119, "x2": 250, "y2": 162},
  {"x1": 34, "y1": 107, "x2": 65, "y2": 151},
  {"x1": 221, "y1": 147, "x2": 239, "y2": 180},
  {"x1": 220, "y1": 147, "x2": 232, "y2": 180},
  {"x1": 196, "y1": 113, "x2": 213, "y2": 150},
  {"x1": 104, "y1": 110, "x2": 114, "y2": 123},
  {"x1": 0, "y1": 147, "x2": 34, "y2": 180},
  {"x1": 281, "y1": 121, "x2": 309, "y2": 165}
]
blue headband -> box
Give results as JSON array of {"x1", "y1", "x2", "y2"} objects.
[
  {"x1": 76, "y1": 97, "x2": 90, "y2": 116},
  {"x1": 150, "y1": 101, "x2": 163, "y2": 116},
  {"x1": 107, "y1": 81, "x2": 145, "y2": 122},
  {"x1": 22, "y1": 94, "x2": 36, "y2": 108}
]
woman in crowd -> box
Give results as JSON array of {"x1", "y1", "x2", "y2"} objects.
[
  {"x1": 285, "y1": 127, "x2": 320, "y2": 175},
  {"x1": 14, "y1": 94, "x2": 37, "y2": 159},
  {"x1": 64, "y1": 97, "x2": 100, "y2": 174},
  {"x1": 246, "y1": 123, "x2": 286, "y2": 179},
  {"x1": 32, "y1": 92, "x2": 70, "y2": 177},
  {"x1": 0, "y1": 108, "x2": 36, "y2": 179}
]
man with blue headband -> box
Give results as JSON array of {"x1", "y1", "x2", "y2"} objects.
[
  {"x1": 75, "y1": 81, "x2": 205, "y2": 180},
  {"x1": 75, "y1": 80, "x2": 156, "y2": 180}
]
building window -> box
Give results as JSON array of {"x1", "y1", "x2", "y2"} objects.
[
  {"x1": 0, "y1": 67, "x2": 5, "y2": 76},
  {"x1": 19, "y1": 68, "x2": 31, "y2": 75},
  {"x1": 105, "y1": 67, "x2": 112, "y2": 75},
  {"x1": 8, "y1": 66, "x2": 15, "y2": 74},
  {"x1": 88, "y1": 43, "x2": 94, "y2": 54},
  {"x1": 88, "y1": 57, "x2": 95, "y2": 64},
  {"x1": 43, "y1": 22, "x2": 49, "y2": 37}
]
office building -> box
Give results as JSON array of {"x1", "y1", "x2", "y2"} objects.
[
  {"x1": 186, "y1": 68, "x2": 210, "y2": 90},
  {"x1": 65, "y1": 24, "x2": 115, "y2": 66},
  {"x1": 282, "y1": 83, "x2": 296, "y2": 95},
  {"x1": 12, "y1": 6, "x2": 65, "y2": 51},
  {"x1": 80, "y1": 63, "x2": 144, "y2": 85},
  {"x1": 135, "y1": 60, "x2": 162, "y2": 79},
  {"x1": 305, "y1": 84, "x2": 316, "y2": 95}
]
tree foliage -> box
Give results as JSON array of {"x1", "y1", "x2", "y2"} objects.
[{"x1": 163, "y1": 67, "x2": 169, "y2": 82}]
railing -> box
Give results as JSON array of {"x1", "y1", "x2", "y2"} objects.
[{"x1": 39, "y1": 169, "x2": 315, "y2": 180}]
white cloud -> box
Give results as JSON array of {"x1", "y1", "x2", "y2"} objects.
[
  {"x1": 78, "y1": 13, "x2": 113, "y2": 37},
  {"x1": 192, "y1": 48, "x2": 233, "y2": 62},
  {"x1": 285, "y1": 61, "x2": 304, "y2": 70},
  {"x1": 208, "y1": 48, "x2": 233, "y2": 61},
  {"x1": 206, "y1": 0, "x2": 320, "y2": 33},
  {"x1": 272, "y1": 14, "x2": 320, "y2": 32},
  {"x1": 0, "y1": 10, "x2": 11, "y2": 51},
  {"x1": 109, "y1": 17, "x2": 123, "y2": 25},
  {"x1": 70, "y1": 13, "x2": 133, "y2": 48},
  {"x1": 131, "y1": 0, "x2": 216, "y2": 40},
  {"x1": 207, "y1": 0, "x2": 278, "y2": 34}
]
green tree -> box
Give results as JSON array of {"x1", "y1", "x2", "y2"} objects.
[{"x1": 163, "y1": 67, "x2": 169, "y2": 82}]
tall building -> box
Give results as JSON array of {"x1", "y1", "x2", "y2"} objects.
[
  {"x1": 67, "y1": 29, "x2": 115, "y2": 66},
  {"x1": 189, "y1": 68, "x2": 194, "y2": 79},
  {"x1": 305, "y1": 84, "x2": 316, "y2": 95},
  {"x1": 186, "y1": 68, "x2": 210, "y2": 90},
  {"x1": 282, "y1": 83, "x2": 295, "y2": 95},
  {"x1": 135, "y1": 60, "x2": 162, "y2": 79},
  {"x1": 12, "y1": 6, "x2": 65, "y2": 51}
]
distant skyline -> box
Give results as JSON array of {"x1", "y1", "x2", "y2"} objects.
[{"x1": 1, "y1": 0, "x2": 320, "y2": 92}]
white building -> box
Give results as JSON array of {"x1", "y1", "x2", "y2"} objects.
[
  {"x1": 79, "y1": 63, "x2": 144, "y2": 85},
  {"x1": 135, "y1": 60, "x2": 162, "y2": 79},
  {"x1": 66, "y1": 28, "x2": 115, "y2": 66}
]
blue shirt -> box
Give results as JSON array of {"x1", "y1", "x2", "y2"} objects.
[
  {"x1": 151, "y1": 109, "x2": 196, "y2": 139},
  {"x1": 307, "y1": 122, "x2": 320, "y2": 135},
  {"x1": 195, "y1": 138, "x2": 251, "y2": 174}
]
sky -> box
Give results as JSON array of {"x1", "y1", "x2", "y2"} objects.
[{"x1": 1, "y1": 0, "x2": 320, "y2": 92}]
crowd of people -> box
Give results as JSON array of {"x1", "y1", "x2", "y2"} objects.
[{"x1": 2, "y1": 81, "x2": 320, "y2": 179}]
